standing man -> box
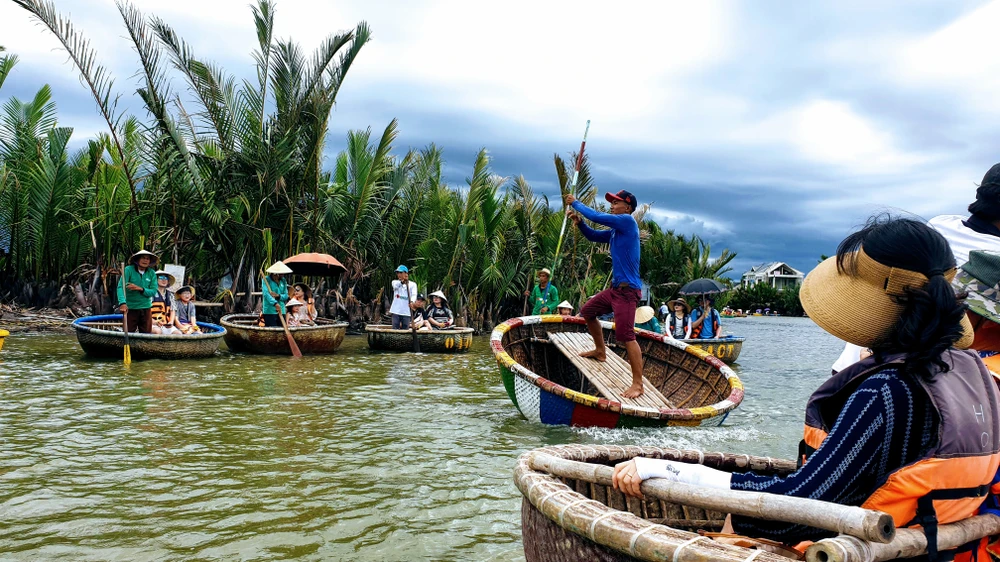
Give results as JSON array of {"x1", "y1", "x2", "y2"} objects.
[
  {"x1": 262, "y1": 261, "x2": 292, "y2": 327},
  {"x1": 390, "y1": 265, "x2": 418, "y2": 330},
  {"x1": 566, "y1": 190, "x2": 644, "y2": 399},
  {"x1": 525, "y1": 268, "x2": 559, "y2": 315},
  {"x1": 117, "y1": 250, "x2": 159, "y2": 333}
]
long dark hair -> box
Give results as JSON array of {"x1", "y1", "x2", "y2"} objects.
[{"x1": 836, "y1": 215, "x2": 965, "y2": 378}]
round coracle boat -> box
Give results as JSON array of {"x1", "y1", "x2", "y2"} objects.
[
  {"x1": 491, "y1": 315, "x2": 743, "y2": 428},
  {"x1": 72, "y1": 315, "x2": 225, "y2": 360},
  {"x1": 220, "y1": 314, "x2": 347, "y2": 354},
  {"x1": 365, "y1": 325, "x2": 474, "y2": 353},
  {"x1": 679, "y1": 336, "x2": 745, "y2": 363},
  {"x1": 516, "y1": 444, "x2": 1000, "y2": 562}
]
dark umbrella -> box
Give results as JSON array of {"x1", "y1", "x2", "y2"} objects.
[
  {"x1": 678, "y1": 278, "x2": 727, "y2": 296},
  {"x1": 283, "y1": 252, "x2": 347, "y2": 277}
]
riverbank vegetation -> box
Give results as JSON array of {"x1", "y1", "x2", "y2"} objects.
[{"x1": 0, "y1": 0, "x2": 736, "y2": 330}]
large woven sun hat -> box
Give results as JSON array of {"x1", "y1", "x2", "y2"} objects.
[
  {"x1": 130, "y1": 249, "x2": 159, "y2": 266},
  {"x1": 801, "y1": 249, "x2": 974, "y2": 349},
  {"x1": 176, "y1": 285, "x2": 195, "y2": 297},
  {"x1": 430, "y1": 290, "x2": 447, "y2": 302},
  {"x1": 667, "y1": 298, "x2": 690, "y2": 314},
  {"x1": 154, "y1": 270, "x2": 176, "y2": 286},
  {"x1": 538, "y1": 268, "x2": 551, "y2": 277},
  {"x1": 557, "y1": 300, "x2": 573, "y2": 311},
  {"x1": 635, "y1": 306, "x2": 656, "y2": 324},
  {"x1": 266, "y1": 261, "x2": 293, "y2": 274},
  {"x1": 953, "y1": 250, "x2": 1000, "y2": 325},
  {"x1": 286, "y1": 298, "x2": 305, "y2": 308}
]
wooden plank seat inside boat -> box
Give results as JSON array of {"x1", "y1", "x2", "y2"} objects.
[{"x1": 548, "y1": 332, "x2": 675, "y2": 410}]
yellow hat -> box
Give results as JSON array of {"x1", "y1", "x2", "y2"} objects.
[
  {"x1": 635, "y1": 306, "x2": 656, "y2": 324},
  {"x1": 801, "y1": 250, "x2": 973, "y2": 349}
]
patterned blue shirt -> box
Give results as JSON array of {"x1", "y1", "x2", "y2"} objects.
[{"x1": 730, "y1": 368, "x2": 937, "y2": 542}]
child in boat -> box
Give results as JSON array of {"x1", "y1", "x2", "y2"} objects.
[
  {"x1": 425, "y1": 291, "x2": 454, "y2": 329},
  {"x1": 412, "y1": 294, "x2": 430, "y2": 331},
  {"x1": 151, "y1": 271, "x2": 179, "y2": 335},
  {"x1": 664, "y1": 299, "x2": 692, "y2": 340},
  {"x1": 690, "y1": 295, "x2": 721, "y2": 339},
  {"x1": 285, "y1": 298, "x2": 306, "y2": 327},
  {"x1": 612, "y1": 216, "x2": 999, "y2": 553},
  {"x1": 174, "y1": 286, "x2": 201, "y2": 334},
  {"x1": 292, "y1": 283, "x2": 318, "y2": 324},
  {"x1": 556, "y1": 300, "x2": 574, "y2": 316}
]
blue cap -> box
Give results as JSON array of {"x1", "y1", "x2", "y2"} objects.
[{"x1": 395, "y1": 265, "x2": 409, "y2": 273}]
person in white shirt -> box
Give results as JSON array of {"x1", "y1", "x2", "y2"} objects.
[
  {"x1": 832, "y1": 162, "x2": 1000, "y2": 371},
  {"x1": 389, "y1": 265, "x2": 418, "y2": 330}
]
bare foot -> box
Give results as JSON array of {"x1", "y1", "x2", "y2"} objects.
[
  {"x1": 622, "y1": 384, "x2": 644, "y2": 399},
  {"x1": 579, "y1": 349, "x2": 607, "y2": 362}
]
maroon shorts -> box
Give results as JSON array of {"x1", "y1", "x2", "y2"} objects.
[{"x1": 580, "y1": 286, "x2": 642, "y2": 342}]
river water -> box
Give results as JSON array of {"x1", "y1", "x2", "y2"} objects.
[{"x1": 0, "y1": 316, "x2": 844, "y2": 560}]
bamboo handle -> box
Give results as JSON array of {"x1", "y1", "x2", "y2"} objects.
[
  {"x1": 529, "y1": 452, "x2": 895, "y2": 544},
  {"x1": 806, "y1": 514, "x2": 1000, "y2": 562}
]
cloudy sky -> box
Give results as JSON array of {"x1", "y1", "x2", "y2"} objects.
[{"x1": 2, "y1": 0, "x2": 998, "y2": 277}]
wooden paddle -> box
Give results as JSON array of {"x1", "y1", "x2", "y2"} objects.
[
  {"x1": 276, "y1": 302, "x2": 302, "y2": 357},
  {"x1": 403, "y1": 279, "x2": 421, "y2": 352},
  {"x1": 265, "y1": 275, "x2": 301, "y2": 357},
  {"x1": 120, "y1": 262, "x2": 131, "y2": 366}
]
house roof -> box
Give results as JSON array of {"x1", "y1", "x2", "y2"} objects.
[{"x1": 742, "y1": 262, "x2": 804, "y2": 277}]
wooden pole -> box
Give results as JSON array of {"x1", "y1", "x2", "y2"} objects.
[
  {"x1": 529, "y1": 452, "x2": 896, "y2": 544},
  {"x1": 806, "y1": 514, "x2": 1000, "y2": 562},
  {"x1": 550, "y1": 120, "x2": 590, "y2": 277}
]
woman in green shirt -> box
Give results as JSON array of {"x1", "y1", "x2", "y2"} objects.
[
  {"x1": 262, "y1": 261, "x2": 292, "y2": 327},
  {"x1": 117, "y1": 250, "x2": 159, "y2": 333},
  {"x1": 525, "y1": 268, "x2": 559, "y2": 315}
]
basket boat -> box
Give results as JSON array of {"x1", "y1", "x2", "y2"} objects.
[
  {"x1": 491, "y1": 315, "x2": 743, "y2": 428},
  {"x1": 679, "y1": 336, "x2": 745, "y2": 363},
  {"x1": 516, "y1": 444, "x2": 804, "y2": 562},
  {"x1": 365, "y1": 325, "x2": 474, "y2": 353},
  {"x1": 72, "y1": 314, "x2": 225, "y2": 360},
  {"x1": 220, "y1": 314, "x2": 347, "y2": 355}
]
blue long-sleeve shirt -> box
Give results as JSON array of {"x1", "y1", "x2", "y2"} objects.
[
  {"x1": 729, "y1": 368, "x2": 937, "y2": 543},
  {"x1": 571, "y1": 200, "x2": 641, "y2": 289}
]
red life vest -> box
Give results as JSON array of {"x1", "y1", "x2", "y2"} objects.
[{"x1": 800, "y1": 350, "x2": 1000, "y2": 561}]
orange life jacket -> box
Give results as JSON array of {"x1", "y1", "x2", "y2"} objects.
[
  {"x1": 800, "y1": 350, "x2": 1000, "y2": 561},
  {"x1": 151, "y1": 291, "x2": 172, "y2": 324}
]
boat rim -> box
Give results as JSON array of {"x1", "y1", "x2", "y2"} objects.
[
  {"x1": 680, "y1": 336, "x2": 746, "y2": 344},
  {"x1": 490, "y1": 315, "x2": 744, "y2": 421},
  {"x1": 364, "y1": 324, "x2": 474, "y2": 334},
  {"x1": 72, "y1": 314, "x2": 225, "y2": 339},
  {"x1": 219, "y1": 313, "x2": 347, "y2": 333}
]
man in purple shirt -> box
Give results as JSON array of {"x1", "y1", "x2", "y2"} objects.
[{"x1": 566, "y1": 189, "x2": 645, "y2": 398}]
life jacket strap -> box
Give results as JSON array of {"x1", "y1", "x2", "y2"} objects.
[{"x1": 909, "y1": 486, "x2": 991, "y2": 561}]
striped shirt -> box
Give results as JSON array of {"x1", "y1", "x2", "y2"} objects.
[{"x1": 730, "y1": 368, "x2": 937, "y2": 543}]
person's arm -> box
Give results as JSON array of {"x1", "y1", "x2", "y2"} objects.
[
  {"x1": 571, "y1": 200, "x2": 635, "y2": 230},
  {"x1": 690, "y1": 310, "x2": 706, "y2": 328},
  {"x1": 445, "y1": 307, "x2": 454, "y2": 327},
  {"x1": 117, "y1": 267, "x2": 129, "y2": 306},
  {"x1": 279, "y1": 282, "x2": 289, "y2": 303},
  {"x1": 684, "y1": 318, "x2": 692, "y2": 339},
  {"x1": 141, "y1": 272, "x2": 157, "y2": 297}
]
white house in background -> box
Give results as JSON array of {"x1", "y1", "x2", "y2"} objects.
[{"x1": 741, "y1": 262, "x2": 805, "y2": 290}]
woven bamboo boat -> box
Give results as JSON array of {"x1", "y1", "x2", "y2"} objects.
[
  {"x1": 72, "y1": 315, "x2": 225, "y2": 360},
  {"x1": 516, "y1": 444, "x2": 805, "y2": 562},
  {"x1": 220, "y1": 314, "x2": 347, "y2": 354},
  {"x1": 491, "y1": 316, "x2": 743, "y2": 428},
  {"x1": 365, "y1": 325, "x2": 474, "y2": 353},
  {"x1": 680, "y1": 336, "x2": 745, "y2": 363}
]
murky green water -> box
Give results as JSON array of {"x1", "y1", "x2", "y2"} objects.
[{"x1": 0, "y1": 317, "x2": 843, "y2": 560}]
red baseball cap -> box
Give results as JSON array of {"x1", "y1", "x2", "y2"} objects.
[{"x1": 605, "y1": 190, "x2": 637, "y2": 211}]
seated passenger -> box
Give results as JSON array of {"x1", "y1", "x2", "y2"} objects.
[
  {"x1": 633, "y1": 305, "x2": 661, "y2": 333},
  {"x1": 611, "y1": 216, "x2": 997, "y2": 557},
  {"x1": 412, "y1": 294, "x2": 430, "y2": 331},
  {"x1": 285, "y1": 298, "x2": 306, "y2": 327},
  {"x1": 292, "y1": 283, "x2": 318, "y2": 324},
  {"x1": 425, "y1": 291, "x2": 454, "y2": 329},
  {"x1": 174, "y1": 286, "x2": 201, "y2": 334},
  {"x1": 664, "y1": 299, "x2": 692, "y2": 340},
  {"x1": 690, "y1": 296, "x2": 721, "y2": 339},
  {"x1": 556, "y1": 300, "x2": 574, "y2": 316},
  {"x1": 151, "y1": 271, "x2": 179, "y2": 335}
]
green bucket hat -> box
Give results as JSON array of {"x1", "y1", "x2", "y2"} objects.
[{"x1": 954, "y1": 250, "x2": 1000, "y2": 324}]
